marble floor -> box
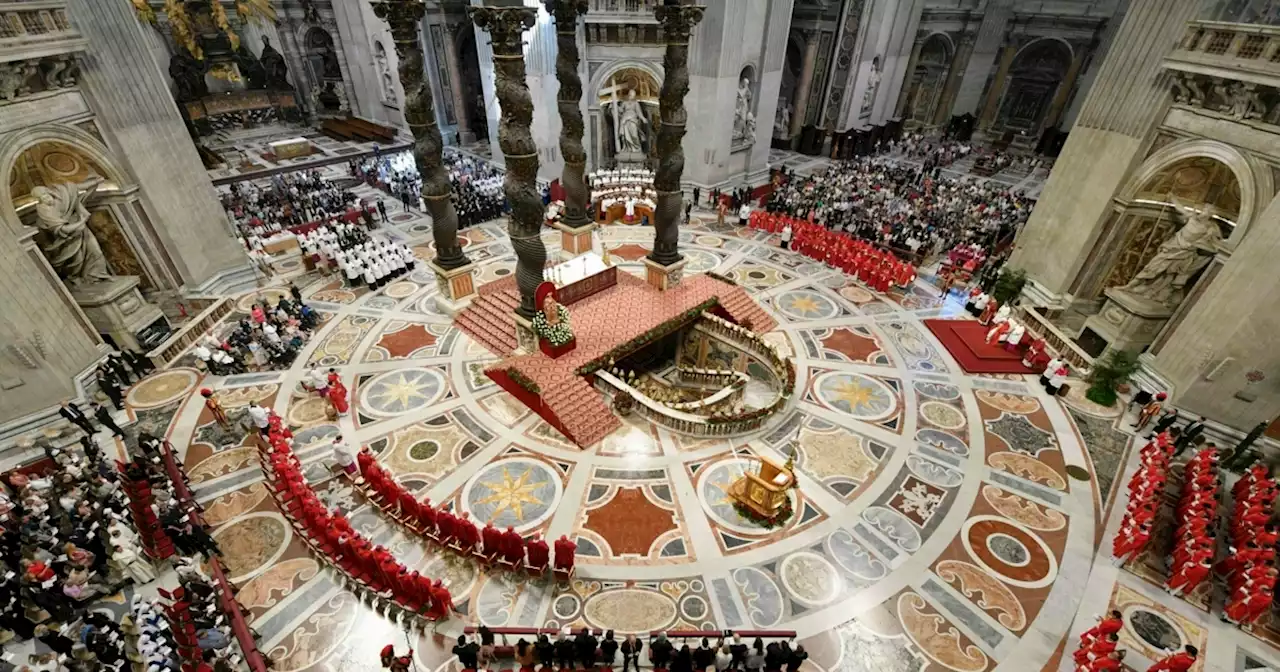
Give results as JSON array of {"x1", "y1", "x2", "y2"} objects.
[
  {"x1": 106, "y1": 198, "x2": 1280, "y2": 672},
  {"x1": 203, "y1": 123, "x2": 412, "y2": 184}
]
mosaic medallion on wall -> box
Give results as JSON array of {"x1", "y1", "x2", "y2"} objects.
[
  {"x1": 774, "y1": 289, "x2": 841, "y2": 321},
  {"x1": 357, "y1": 366, "x2": 446, "y2": 418},
  {"x1": 814, "y1": 371, "x2": 899, "y2": 422},
  {"x1": 461, "y1": 457, "x2": 562, "y2": 531}
]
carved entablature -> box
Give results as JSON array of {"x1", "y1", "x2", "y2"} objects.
[
  {"x1": 1168, "y1": 70, "x2": 1280, "y2": 126},
  {"x1": 1164, "y1": 21, "x2": 1280, "y2": 125},
  {"x1": 0, "y1": 2, "x2": 87, "y2": 105},
  {"x1": 585, "y1": 23, "x2": 664, "y2": 45}
]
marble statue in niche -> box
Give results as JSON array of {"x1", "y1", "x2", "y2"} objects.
[
  {"x1": 1116, "y1": 206, "x2": 1223, "y2": 307},
  {"x1": 774, "y1": 102, "x2": 791, "y2": 138},
  {"x1": 260, "y1": 36, "x2": 291, "y2": 90},
  {"x1": 375, "y1": 41, "x2": 396, "y2": 104},
  {"x1": 29, "y1": 176, "x2": 113, "y2": 285},
  {"x1": 861, "y1": 55, "x2": 882, "y2": 115},
  {"x1": 734, "y1": 76, "x2": 756, "y2": 143},
  {"x1": 613, "y1": 89, "x2": 649, "y2": 154}
]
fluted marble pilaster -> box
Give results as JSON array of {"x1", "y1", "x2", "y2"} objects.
[
  {"x1": 545, "y1": 0, "x2": 590, "y2": 230},
  {"x1": 649, "y1": 3, "x2": 705, "y2": 267},
  {"x1": 470, "y1": 5, "x2": 546, "y2": 319},
  {"x1": 372, "y1": 0, "x2": 469, "y2": 270}
]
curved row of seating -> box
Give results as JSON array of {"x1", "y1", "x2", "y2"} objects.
[
  {"x1": 353, "y1": 447, "x2": 577, "y2": 580},
  {"x1": 254, "y1": 414, "x2": 455, "y2": 625}
]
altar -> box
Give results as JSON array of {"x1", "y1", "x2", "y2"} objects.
[
  {"x1": 268, "y1": 137, "x2": 313, "y2": 160},
  {"x1": 542, "y1": 252, "x2": 617, "y2": 306}
]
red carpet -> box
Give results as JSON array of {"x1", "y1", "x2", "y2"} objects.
[{"x1": 924, "y1": 319, "x2": 1037, "y2": 374}]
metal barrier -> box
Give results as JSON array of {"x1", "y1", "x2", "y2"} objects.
[{"x1": 159, "y1": 442, "x2": 268, "y2": 672}]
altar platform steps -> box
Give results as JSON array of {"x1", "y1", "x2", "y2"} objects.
[
  {"x1": 542, "y1": 374, "x2": 620, "y2": 447},
  {"x1": 455, "y1": 288, "x2": 520, "y2": 355},
  {"x1": 716, "y1": 287, "x2": 778, "y2": 334}
]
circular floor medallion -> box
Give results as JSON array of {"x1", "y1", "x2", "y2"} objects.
[
  {"x1": 1125, "y1": 607, "x2": 1184, "y2": 652},
  {"x1": 1065, "y1": 465, "x2": 1091, "y2": 481},
  {"x1": 358, "y1": 367, "x2": 446, "y2": 417},
  {"x1": 815, "y1": 372, "x2": 898, "y2": 421},
  {"x1": 775, "y1": 289, "x2": 840, "y2": 321},
  {"x1": 920, "y1": 401, "x2": 966, "y2": 430},
  {"x1": 461, "y1": 457, "x2": 562, "y2": 531},
  {"x1": 961, "y1": 515, "x2": 1057, "y2": 589},
  {"x1": 212, "y1": 512, "x2": 291, "y2": 582},
  {"x1": 779, "y1": 551, "x2": 842, "y2": 607},
  {"x1": 582, "y1": 589, "x2": 678, "y2": 634},
  {"x1": 127, "y1": 368, "x2": 199, "y2": 409}
]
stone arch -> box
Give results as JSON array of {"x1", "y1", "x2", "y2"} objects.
[
  {"x1": 994, "y1": 37, "x2": 1073, "y2": 133},
  {"x1": 1119, "y1": 139, "x2": 1267, "y2": 243},
  {"x1": 303, "y1": 26, "x2": 341, "y2": 83},
  {"x1": 905, "y1": 32, "x2": 954, "y2": 126},
  {"x1": 588, "y1": 60, "x2": 664, "y2": 111},
  {"x1": 0, "y1": 125, "x2": 129, "y2": 238},
  {"x1": 0, "y1": 126, "x2": 158, "y2": 290}
]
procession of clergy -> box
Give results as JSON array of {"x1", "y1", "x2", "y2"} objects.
[
  {"x1": 297, "y1": 222, "x2": 417, "y2": 290},
  {"x1": 747, "y1": 211, "x2": 918, "y2": 293}
]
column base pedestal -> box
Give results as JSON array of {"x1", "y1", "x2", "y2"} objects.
[
  {"x1": 644, "y1": 257, "x2": 688, "y2": 291},
  {"x1": 71, "y1": 276, "x2": 170, "y2": 351},
  {"x1": 554, "y1": 220, "x2": 597, "y2": 261},
  {"x1": 1080, "y1": 288, "x2": 1175, "y2": 356},
  {"x1": 513, "y1": 314, "x2": 537, "y2": 355},
  {"x1": 431, "y1": 261, "x2": 477, "y2": 316}
]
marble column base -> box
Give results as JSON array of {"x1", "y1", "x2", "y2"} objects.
[
  {"x1": 1080, "y1": 288, "x2": 1175, "y2": 355},
  {"x1": 1133, "y1": 352, "x2": 1175, "y2": 397},
  {"x1": 644, "y1": 257, "x2": 688, "y2": 292},
  {"x1": 431, "y1": 261, "x2": 477, "y2": 316},
  {"x1": 513, "y1": 313, "x2": 537, "y2": 355},
  {"x1": 554, "y1": 220, "x2": 597, "y2": 262},
  {"x1": 71, "y1": 275, "x2": 168, "y2": 351},
  {"x1": 1020, "y1": 279, "x2": 1074, "y2": 312}
]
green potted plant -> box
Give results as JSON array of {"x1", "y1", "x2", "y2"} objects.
[
  {"x1": 1085, "y1": 350, "x2": 1140, "y2": 407},
  {"x1": 992, "y1": 268, "x2": 1028, "y2": 305}
]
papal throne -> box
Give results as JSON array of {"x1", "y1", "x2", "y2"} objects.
[{"x1": 728, "y1": 455, "x2": 794, "y2": 519}]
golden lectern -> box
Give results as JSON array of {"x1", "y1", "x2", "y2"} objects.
[{"x1": 728, "y1": 455, "x2": 795, "y2": 519}]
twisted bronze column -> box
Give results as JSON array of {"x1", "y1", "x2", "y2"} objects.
[
  {"x1": 649, "y1": 2, "x2": 704, "y2": 268},
  {"x1": 545, "y1": 0, "x2": 590, "y2": 231},
  {"x1": 371, "y1": 0, "x2": 469, "y2": 271},
  {"x1": 470, "y1": 5, "x2": 545, "y2": 320}
]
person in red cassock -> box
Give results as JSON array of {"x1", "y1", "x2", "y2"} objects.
[
  {"x1": 437, "y1": 507, "x2": 457, "y2": 546},
  {"x1": 502, "y1": 525, "x2": 524, "y2": 566},
  {"x1": 418, "y1": 497, "x2": 437, "y2": 535},
  {"x1": 357, "y1": 446, "x2": 375, "y2": 478},
  {"x1": 455, "y1": 512, "x2": 479, "y2": 552},
  {"x1": 397, "y1": 489, "x2": 419, "y2": 523},
  {"x1": 327, "y1": 368, "x2": 349, "y2": 415},
  {"x1": 526, "y1": 532, "x2": 550, "y2": 571},
  {"x1": 554, "y1": 534, "x2": 577, "y2": 572},
  {"x1": 481, "y1": 521, "x2": 501, "y2": 558},
  {"x1": 380, "y1": 644, "x2": 413, "y2": 672},
  {"x1": 427, "y1": 578, "x2": 453, "y2": 620},
  {"x1": 1148, "y1": 645, "x2": 1197, "y2": 671}
]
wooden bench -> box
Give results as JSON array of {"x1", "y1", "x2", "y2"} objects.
[{"x1": 320, "y1": 117, "x2": 396, "y2": 144}]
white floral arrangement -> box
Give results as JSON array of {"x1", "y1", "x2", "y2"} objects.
[{"x1": 533, "y1": 304, "x2": 574, "y2": 346}]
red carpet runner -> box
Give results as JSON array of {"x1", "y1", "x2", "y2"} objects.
[{"x1": 923, "y1": 318, "x2": 1036, "y2": 375}]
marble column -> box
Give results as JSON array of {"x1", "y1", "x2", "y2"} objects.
[
  {"x1": 894, "y1": 31, "x2": 927, "y2": 119},
  {"x1": 646, "y1": 2, "x2": 704, "y2": 291},
  {"x1": 950, "y1": 0, "x2": 1012, "y2": 115},
  {"x1": 545, "y1": 0, "x2": 592, "y2": 260},
  {"x1": 441, "y1": 21, "x2": 473, "y2": 144},
  {"x1": 977, "y1": 38, "x2": 1018, "y2": 131},
  {"x1": 470, "y1": 6, "x2": 546, "y2": 320},
  {"x1": 1039, "y1": 44, "x2": 1084, "y2": 132},
  {"x1": 1007, "y1": 0, "x2": 1202, "y2": 307},
  {"x1": 373, "y1": 0, "x2": 473, "y2": 313},
  {"x1": 932, "y1": 32, "x2": 973, "y2": 126},
  {"x1": 789, "y1": 29, "x2": 819, "y2": 140},
  {"x1": 67, "y1": 0, "x2": 245, "y2": 287}
]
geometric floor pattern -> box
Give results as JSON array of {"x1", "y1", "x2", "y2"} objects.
[{"x1": 122, "y1": 180, "x2": 1280, "y2": 672}]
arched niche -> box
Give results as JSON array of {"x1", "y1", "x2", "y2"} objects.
[
  {"x1": 1070, "y1": 140, "x2": 1265, "y2": 305},
  {"x1": 0, "y1": 127, "x2": 168, "y2": 291},
  {"x1": 734, "y1": 64, "x2": 758, "y2": 147},
  {"x1": 905, "y1": 33, "x2": 953, "y2": 127},
  {"x1": 590, "y1": 62, "x2": 663, "y2": 167},
  {"x1": 305, "y1": 27, "x2": 341, "y2": 83},
  {"x1": 994, "y1": 38, "x2": 1072, "y2": 134}
]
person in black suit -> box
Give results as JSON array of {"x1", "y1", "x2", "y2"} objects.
[
  {"x1": 97, "y1": 371, "x2": 125, "y2": 411},
  {"x1": 620, "y1": 634, "x2": 643, "y2": 672},
  {"x1": 555, "y1": 630, "x2": 576, "y2": 670},
  {"x1": 1174, "y1": 416, "x2": 1208, "y2": 456},
  {"x1": 649, "y1": 633, "x2": 673, "y2": 670},
  {"x1": 600, "y1": 630, "x2": 619, "y2": 669},
  {"x1": 92, "y1": 402, "x2": 124, "y2": 438},
  {"x1": 59, "y1": 400, "x2": 96, "y2": 436},
  {"x1": 576, "y1": 627, "x2": 598, "y2": 669},
  {"x1": 693, "y1": 638, "x2": 715, "y2": 671},
  {"x1": 535, "y1": 634, "x2": 555, "y2": 669},
  {"x1": 452, "y1": 635, "x2": 479, "y2": 670},
  {"x1": 785, "y1": 644, "x2": 808, "y2": 672},
  {"x1": 123, "y1": 349, "x2": 153, "y2": 378}
]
